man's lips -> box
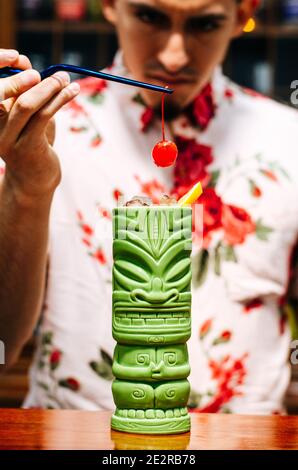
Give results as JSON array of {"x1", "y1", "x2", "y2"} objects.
[{"x1": 146, "y1": 74, "x2": 195, "y2": 85}]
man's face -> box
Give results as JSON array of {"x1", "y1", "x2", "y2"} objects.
[{"x1": 103, "y1": 0, "x2": 247, "y2": 112}]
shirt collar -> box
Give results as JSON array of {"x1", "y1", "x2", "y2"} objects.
[{"x1": 109, "y1": 50, "x2": 227, "y2": 133}]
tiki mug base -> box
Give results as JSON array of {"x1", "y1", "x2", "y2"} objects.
[{"x1": 111, "y1": 408, "x2": 191, "y2": 435}]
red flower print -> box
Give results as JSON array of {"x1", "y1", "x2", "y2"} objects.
[
  {"x1": 171, "y1": 184, "x2": 191, "y2": 201},
  {"x1": 222, "y1": 204, "x2": 256, "y2": 246},
  {"x1": 93, "y1": 248, "x2": 107, "y2": 265},
  {"x1": 199, "y1": 188, "x2": 223, "y2": 240},
  {"x1": 70, "y1": 126, "x2": 87, "y2": 133},
  {"x1": 135, "y1": 175, "x2": 167, "y2": 204},
  {"x1": 65, "y1": 377, "x2": 80, "y2": 391},
  {"x1": 78, "y1": 209, "x2": 94, "y2": 244},
  {"x1": 199, "y1": 319, "x2": 213, "y2": 340},
  {"x1": 50, "y1": 350, "x2": 62, "y2": 370},
  {"x1": 189, "y1": 83, "x2": 216, "y2": 130},
  {"x1": 224, "y1": 88, "x2": 234, "y2": 100},
  {"x1": 260, "y1": 169, "x2": 278, "y2": 182},
  {"x1": 98, "y1": 207, "x2": 111, "y2": 220},
  {"x1": 66, "y1": 99, "x2": 87, "y2": 118},
  {"x1": 242, "y1": 87, "x2": 266, "y2": 99},
  {"x1": 221, "y1": 330, "x2": 232, "y2": 341},
  {"x1": 59, "y1": 377, "x2": 80, "y2": 392},
  {"x1": 140, "y1": 107, "x2": 154, "y2": 132},
  {"x1": 77, "y1": 210, "x2": 83, "y2": 222},
  {"x1": 180, "y1": 117, "x2": 189, "y2": 129},
  {"x1": 195, "y1": 396, "x2": 226, "y2": 413},
  {"x1": 0, "y1": 166, "x2": 5, "y2": 175},
  {"x1": 77, "y1": 77, "x2": 107, "y2": 96},
  {"x1": 91, "y1": 135, "x2": 102, "y2": 147},
  {"x1": 252, "y1": 186, "x2": 262, "y2": 198},
  {"x1": 77, "y1": 209, "x2": 110, "y2": 267},
  {"x1": 244, "y1": 298, "x2": 263, "y2": 313},
  {"x1": 113, "y1": 189, "x2": 123, "y2": 201},
  {"x1": 81, "y1": 224, "x2": 94, "y2": 236},
  {"x1": 173, "y1": 137, "x2": 213, "y2": 194},
  {"x1": 82, "y1": 238, "x2": 92, "y2": 247},
  {"x1": 171, "y1": 142, "x2": 256, "y2": 249},
  {"x1": 213, "y1": 330, "x2": 232, "y2": 346},
  {"x1": 249, "y1": 179, "x2": 262, "y2": 198},
  {"x1": 192, "y1": 353, "x2": 248, "y2": 413}
]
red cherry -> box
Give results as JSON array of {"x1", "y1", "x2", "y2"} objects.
[{"x1": 152, "y1": 140, "x2": 178, "y2": 168}]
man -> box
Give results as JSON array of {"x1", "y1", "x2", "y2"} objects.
[{"x1": 0, "y1": 0, "x2": 297, "y2": 414}]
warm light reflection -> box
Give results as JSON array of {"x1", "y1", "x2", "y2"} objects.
[
  {"x1": 243, "y1": 18, "x2": 256, "y2": 33},
  {"x1": 111, "y1": 429, "x2": 191, "y2": 450}
]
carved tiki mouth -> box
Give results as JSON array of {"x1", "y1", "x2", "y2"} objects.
[
  {"x1": 112, "y1": 309, "x2": 191, "y2": 344},
  {"x1": 112, "y1": 286, "x2": 191, "y2": 337},
  {"x1": 113, "y1": 311, "x2": 191, "y2": 328}
]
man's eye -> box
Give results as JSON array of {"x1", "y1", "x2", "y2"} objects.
[
  {"x1": 187, "y1": 17, "x2": 223, "y2": 33},
  {"x1": 134, "y1": 8, "x2": 168, "y2": 27}
]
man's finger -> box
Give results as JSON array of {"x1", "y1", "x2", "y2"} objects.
[
  {"x1": 0, "y1": 50, "x2": 32, "y2": 71},
  {"x1": 21, "y1": 82, "x2": 80, "y2": 138},
  {"x1": 2, "y1": 72, "x2": 72, "y2": 147},
  {"x1": 0, "y1": 49, "x2": 19, "y2": 67},
  {"x1": 14, "y1": 54, "x2": 32, "y2": 70},
  {"x1": 6, "y1": 71, "x2": 70, "y2": 131},
  {"x1": 0, "y1": 69, "x2": 40, "y2": 102}
]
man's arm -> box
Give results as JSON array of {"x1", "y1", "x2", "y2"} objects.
[
  {"x1": 0, "y1": 176, "x2": 51, "y2": 370},
  {"x1": 0, "y1": 49, "x2": 80, "y2": 371}
]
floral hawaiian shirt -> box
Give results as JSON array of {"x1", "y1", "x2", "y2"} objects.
[{"x1": 21, "y1": 51, "x2": 298, "y2": 414}]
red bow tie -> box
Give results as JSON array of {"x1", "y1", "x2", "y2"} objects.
[{"x1": 140, "y1": 82, "x2": 216, "y2": 133}]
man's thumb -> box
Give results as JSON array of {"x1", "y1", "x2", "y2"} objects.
[{"x1": 0, "y1": 70, "x2": 40, "y2": 102}]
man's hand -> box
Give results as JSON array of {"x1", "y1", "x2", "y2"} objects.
[
  {"x1": 0, "y1": 49, "x2": 39, "y2": 102},
  {"x1": 0, "y1": 50, "x2": 80, "y2": 369},
  {"x1": 0, "y1": 48, "x2": 80, "y2": 204}
]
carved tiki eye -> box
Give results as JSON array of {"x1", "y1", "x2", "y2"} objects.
[
  {"x1": 163, "y1": 352, "x2": 177, "y2": 366},
  {"x1": 164, "y1": 258, "x2": 190, "y2": 283},
  {"x1": 137, "y1": 353, "x2": 150, "y2": 365},
  {"x1": 115, "y1": 259, "x2": 150, "y2": 283}
]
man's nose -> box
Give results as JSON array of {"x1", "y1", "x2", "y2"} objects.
[{"x1": 157, "y1": 32, "x2": 189, "y2": 74}]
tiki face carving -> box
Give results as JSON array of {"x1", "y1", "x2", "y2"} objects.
[
  {"x1": 112, "y1": 207, "x2": 192, "y2": 345},
  {"x1": 112, "y1": 345, "x2": 190, "y2": 381},
  {"x1": 112, "y1": 379, "x2": 190, "y2": 411},
  {"x1": 111, "y1": 205, "x2": 192, "y2": 434}
]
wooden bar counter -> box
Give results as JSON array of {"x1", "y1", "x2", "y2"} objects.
[{"x1": 0, "y1": 409, "x2": 297, "y2": 450}]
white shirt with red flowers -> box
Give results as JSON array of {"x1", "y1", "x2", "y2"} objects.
[{"x1": 19, "y1": 51, "x2": 298, "y2": 414}]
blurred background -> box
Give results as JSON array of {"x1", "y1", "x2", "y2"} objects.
[
  {"x1": 0, "y1": 0, "x2": 297, "y2": 413},
  {"x1": 1, "y1": 0, "x2": 298, "y2": 103}
]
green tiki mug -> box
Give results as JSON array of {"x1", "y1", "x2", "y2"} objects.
[{"x1": 111, "y1": 205, "x2": 192, "y2": 434}]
